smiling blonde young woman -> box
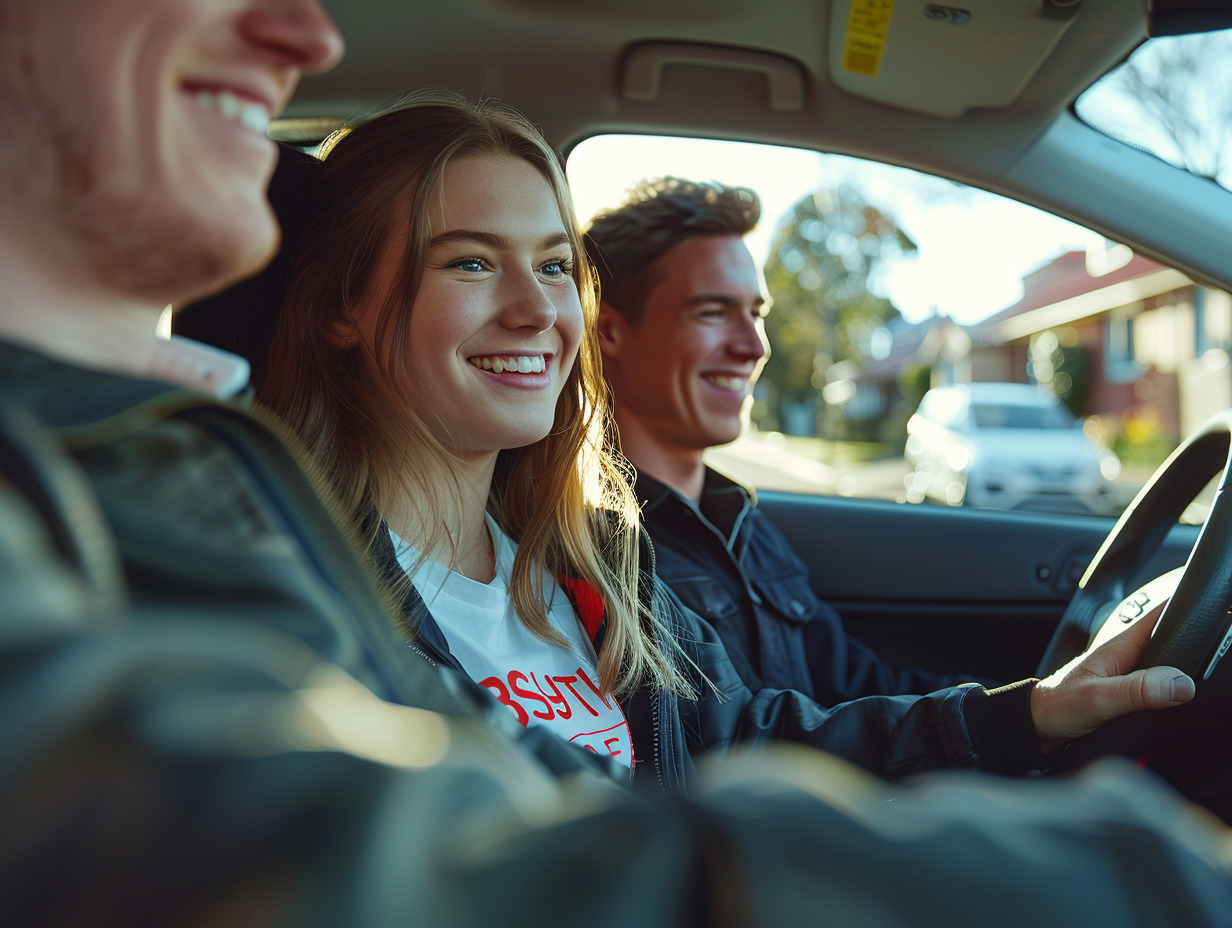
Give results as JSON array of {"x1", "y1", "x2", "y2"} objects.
[
  {"x1": 262, "y1": 90, "x2": 690, "y2": 726},
  {"x1": 260, "y1": 89, "x2": 1191, "y2": 790}
]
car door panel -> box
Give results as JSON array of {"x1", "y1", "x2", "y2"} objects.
[{"x1": 758, "y1": 491, "x2": 1200, "y2": 682}]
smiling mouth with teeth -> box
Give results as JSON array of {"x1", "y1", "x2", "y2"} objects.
[
  {"x1": 469, "y1": 355, "x2": 547, "y2": 374},
  {"x1": 705, "y1": 375, "x2": 748, "y2": 392},
  {"x1": 190, "y1": 88, "x2": 271, "y2": 134}
]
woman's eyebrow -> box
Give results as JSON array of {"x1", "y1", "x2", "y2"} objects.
[{"x1": 428, "y1": 230, "x2": 572, "y2": 250}]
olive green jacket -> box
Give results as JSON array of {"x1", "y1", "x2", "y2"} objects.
[{"x1": 2, "y1": 340, "x2": 1231, "y2": 927}]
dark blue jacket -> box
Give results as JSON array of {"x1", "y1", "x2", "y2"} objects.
[
  {"x1": 636, "y1": 468, "x2": 984, "y2": 704},
  {"x1": 373, "y1": 521, "x2": 1041, "y2": 796}
]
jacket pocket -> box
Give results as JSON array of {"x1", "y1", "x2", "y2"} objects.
[
  {"x1": 667, "y1": 574, "x2": 741, "y2": 623},
  {"x1": 750, "y1": 572, "x2": 816, "y2": 624}
]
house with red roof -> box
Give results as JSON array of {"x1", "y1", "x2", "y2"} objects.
[
  {"x1": 967, "y1": 245, "x2": 1232, "y2": 443},
  {"x1": 841, "y1": 241, "x2": 1232, "y2": 461},
  {"x1": 845, "y1": 244, "x2": 1232, "y2": 456}
]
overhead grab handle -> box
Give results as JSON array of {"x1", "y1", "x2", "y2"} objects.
[{"x1": 621, "y1": 42, "x2": 807, "y2": 112}]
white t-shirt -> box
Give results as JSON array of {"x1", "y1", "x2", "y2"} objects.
[{"x1": 392, "y1": 517, "x2": 633, "y2": 771}]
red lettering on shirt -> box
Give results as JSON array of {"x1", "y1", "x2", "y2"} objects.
[
  {"x1": 575, "y1": 666, "x2": 614, "y2": 710},
  {"x1": 553, "y1": 675, "x2": 598, "y2": 717},
  {"x1": 479, "y1": 675, "x2": 529, "y2": 726},
  {"x1": 479, "y1": 668, "x2": 630, "y2": 769},
  {"x1": 570, "y1": 722, "x2": 630, "y2": 759},
  {"x1": 534, "y1": 673, "x2": 573, "y2": 719},
  {"x1": 509, "y1": 671, "x2": 554, "y2": 720}
]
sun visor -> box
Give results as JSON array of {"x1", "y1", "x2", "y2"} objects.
[
  {"x1": 173, "y1": 144, "x2": 322, "y2": 372},
  {"x1": 829, "y1": 0, "x2": 1082, "y2": 117}
]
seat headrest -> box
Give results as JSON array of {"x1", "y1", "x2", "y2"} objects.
[{"x1": 173, "y1": 143, "x2": 321, "y2": 373}]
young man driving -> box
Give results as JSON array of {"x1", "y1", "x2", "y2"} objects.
[{"x1": 589, "y1": 177, "x2": 979, "y2": 702}]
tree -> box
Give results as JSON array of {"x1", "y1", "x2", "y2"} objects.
[
  {"x1": 760, "y1": 183, "x2": 915, "y2": 434},
  {"x1": 1030, "y1": 328, "x2": 1090, "y2": 419}
]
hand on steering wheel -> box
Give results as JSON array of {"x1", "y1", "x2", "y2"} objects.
[
  {"x1": 1034, "y1": 408, "x2": 1232, "y2": 820},
  {"x1": 1031, "y1": 600, "x2": 1194, "y2": 753}
]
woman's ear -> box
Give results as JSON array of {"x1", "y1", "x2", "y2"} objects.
[
  {"x1": 596, "y1": 301, "x2": 626, "y2": 360},
  {"x1": 326, "y1": 318, "x2": 360, "y2": 349}
]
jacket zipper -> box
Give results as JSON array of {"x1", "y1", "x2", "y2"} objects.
[
  {"x1": 636, "y1": 534, "x2": 670, "y2": 795},
  {"x1": 652, "y1": 686, "x2": 667, "y2": 794}
]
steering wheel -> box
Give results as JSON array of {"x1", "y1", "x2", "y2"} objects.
[{"x1": 1035, "y1": 408, "x2": 1232, "y2": 813}]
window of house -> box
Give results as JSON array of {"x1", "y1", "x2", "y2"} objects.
[{"x1": 1197, "y1": 287, "x2": 1232, "y2": 355}]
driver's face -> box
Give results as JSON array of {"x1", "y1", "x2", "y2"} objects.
[
  {"x1": 0, "y1": 0, "x2": 344, "y2": 305},
  {"x1": 606, "y1": 234, "x2": 768, "y2": 453}
]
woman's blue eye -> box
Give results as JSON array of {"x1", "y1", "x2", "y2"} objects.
[
  {"x1": 540, "y1": 259, "x2": 573, "y2": 277},
  {"x1": 452, "y1": 257, "x2": 487, "y2": 272}
]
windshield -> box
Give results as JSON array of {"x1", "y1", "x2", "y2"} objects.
[
  {"x1": 972, "y1": 403, "x2": 1073, "y2": 431},
  {"x1": 1075, "y1": 28, "x2": 1232, "y2": 193}
]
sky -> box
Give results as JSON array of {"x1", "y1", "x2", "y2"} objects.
[{"x1": 567, "y1": 134, "x2": 1106, "y2": 326}]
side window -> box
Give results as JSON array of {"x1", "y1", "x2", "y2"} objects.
[{"x1": 568, "y1": 135, "x2": 1229, "y2": 519}]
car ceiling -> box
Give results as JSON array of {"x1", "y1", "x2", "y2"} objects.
[
  {"x1": 290, "y1": 0, "x2": 1138, "y2": 168},
  {"x1": 279, "y1": 0, "x2": 1232, "y2": 294}
]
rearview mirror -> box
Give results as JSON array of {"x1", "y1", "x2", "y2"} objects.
[{"x1": 1149, "y1": 0, "x2": 1232, "y2": 36}]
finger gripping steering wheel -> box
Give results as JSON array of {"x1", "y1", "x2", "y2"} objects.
[{"x1": 1038, "y1": 408, "x2": 1232, "y2": 794}]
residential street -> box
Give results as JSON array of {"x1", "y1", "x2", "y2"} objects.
[
  {"x1": 705, "y1": 434, "x2": 909, "y2": 501},
  {"x1": 705, "y1": 432, "x2": 1153, "y2": 512}
]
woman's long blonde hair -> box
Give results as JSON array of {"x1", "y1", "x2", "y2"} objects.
[{"x1": 261, "y1": 89, "x2": 689, "y2": 698}]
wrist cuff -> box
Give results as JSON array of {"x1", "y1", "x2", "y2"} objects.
[{"x1": 963, "y1": 678, "x2": 1048, "y2": 774}]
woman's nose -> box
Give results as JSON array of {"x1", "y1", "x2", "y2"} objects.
[{"x1": 499, "y1": 272, "x2": 558, "y2": 332}]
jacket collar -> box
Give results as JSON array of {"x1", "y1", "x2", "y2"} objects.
[
  {"x1": 366, "y1": 514, "x2": 457, "y2": 661},
  {"x1": 372, "y1": 503, "x2": 658, "y2": 668},
  {"x1": 634, "y1": 466, "x2": 755, "y2": 509},
  {"x1": 634, "y1": 466, "x2": 754, "y2": 550}
]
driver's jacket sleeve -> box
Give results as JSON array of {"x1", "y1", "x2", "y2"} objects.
[
  {"x1": 646, "y1": 579, "x2": 1045, "y2": 782},
  {"x1": 636, "y1": 467, "x2": 999, "y2": 702}
]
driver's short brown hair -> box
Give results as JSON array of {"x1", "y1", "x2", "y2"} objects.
[{"x1": 585, "y1": 177, "x2": 760, "y2": 326}]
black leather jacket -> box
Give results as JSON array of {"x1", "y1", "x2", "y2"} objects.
[{"x1": 374, "y1": 523, "x2": 1044, "y2": 796}]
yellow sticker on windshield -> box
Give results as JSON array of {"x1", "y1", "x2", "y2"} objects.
[{"x1": 843, "y1": 0, "x2": 894, "y2": 77}]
